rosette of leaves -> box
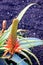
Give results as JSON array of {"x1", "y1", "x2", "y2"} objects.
[{"x1": 0, "y1": 3, "x2": 43, "y2": 65}]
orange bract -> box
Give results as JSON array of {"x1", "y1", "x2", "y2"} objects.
[{"x1": 5, "y1": 35, "x2": 20, "y2": 55}]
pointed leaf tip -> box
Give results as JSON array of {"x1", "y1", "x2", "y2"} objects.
[{"x1": 17, "y1": 3, "x2": 36, "y2": 22}]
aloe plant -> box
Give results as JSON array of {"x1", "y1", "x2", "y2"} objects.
[{"x1": 0, "y1": 3, "x2": 43, "y2": 65}]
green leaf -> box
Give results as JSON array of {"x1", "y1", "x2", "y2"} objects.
[
  {"x1": 11, "y1": 54, "x2": 29, "y2": 65},
  {"x1": 17, "y1": 58, "x2": 26, "y2": 65},
  {"x1": 17, "y1": 3, "x2": 36, "y2": 22},
  {"x1": 22, "y1": 49, "x2": 40, "y2": 65},
  {"x1": 19, "y1": 50, "x2": 32, "y2": 65},
  {"x1": 19, "y1": 37, "x2": 43, "y2": 48}
]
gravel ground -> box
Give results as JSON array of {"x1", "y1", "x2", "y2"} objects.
[{"x1": 0, "y1": 0, "x2": 43, "y2": 65}]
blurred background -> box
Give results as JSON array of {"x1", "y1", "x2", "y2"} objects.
[{"x1": 0, "y1": 0, "x2": 43, "y2": 65}]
